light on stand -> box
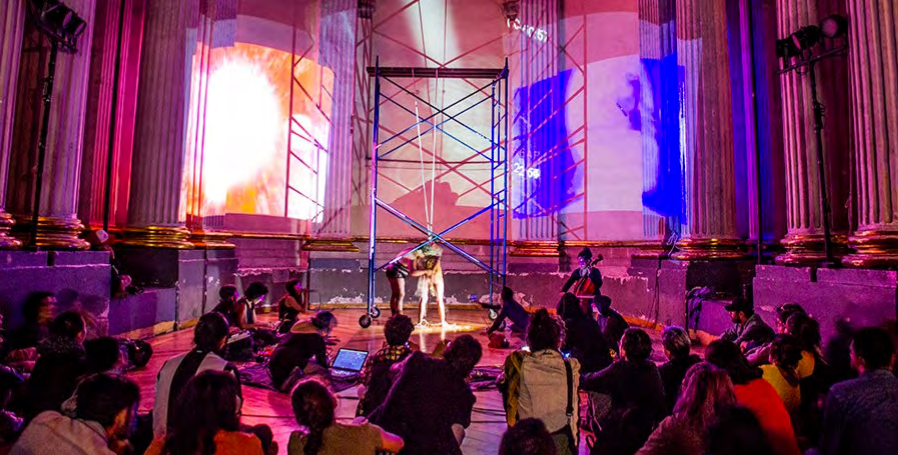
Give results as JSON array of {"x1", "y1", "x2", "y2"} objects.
[
  {"x1": 820, "y1": 14, "x2": 848, "y2": 39},
  {"x1": 776, "y1": 15, "x2": 849, "y2": 267}
]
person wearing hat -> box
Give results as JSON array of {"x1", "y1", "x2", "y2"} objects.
[{"x1": 721, "y1": 297, "x2": 774, "y2": 352}]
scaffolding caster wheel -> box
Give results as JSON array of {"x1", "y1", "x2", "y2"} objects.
[
  {"x1": 359, "y1": 314, "x2": 373, "y2": 328},
  {"x1": 371, "y1": 306, "x2": 382, "y2": 319},
  {"x1": 488, "y1": 309, "x2": 499, "y2": 321}
]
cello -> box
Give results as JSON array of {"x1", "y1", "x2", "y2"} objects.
[{"x1": 570, "y1": 254, "x2": 603, "y2": 314}]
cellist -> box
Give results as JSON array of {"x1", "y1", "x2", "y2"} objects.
[{"x1": 558, "y1": 248, "x2": 603, "y2": 316}]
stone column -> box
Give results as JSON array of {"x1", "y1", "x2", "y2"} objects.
[
  {"x1": 672, "y1": 0, "x2": 742, "y2": 260},
  {"x1": 122, "y1": 0, "x2": 200, "y2": 248},
  {"x1": 184, "y1": 0, "x2": 236, "y2": 249},
  {"x1": 309, "y1": 0, "x2": 358, "y2": 252},
  {"x1": 14, "y1": 0, "x2": 97, "y2": 249},
  {"x1": 510, "y1": 0, "x2": 561, "y2": 257},
  {"x1": 79, "y1": 0, "x2": 128, "y2": 231},
  {"x1": 775, "y1": 0, "x2": 851, "y2": 264},
  {"x1": 637, "y1": 0, "x2": 677, "y2": 250},
  {"x1": 0, "y1": 0, "x2": 26, "y2": 248},
  {"x1": 842, "y1": 0, "x2": 898, "y2": 267}
]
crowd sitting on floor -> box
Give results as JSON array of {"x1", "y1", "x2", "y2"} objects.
[{"x1": 0, "y1": 281, "x2": 895, "y2": 455}]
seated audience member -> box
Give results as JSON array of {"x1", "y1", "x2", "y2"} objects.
[
  {"x1": 658, "y1": 326, "x2": 701, "y2": 414},
  {"x1": 5, "y1": 292, "x2": 56, "y2": 354},
  {"x1": 23, "y1": 311, "x2": 88, "y2": 421},
  {"x1": 237, "y1": 282, "x2": 269, "y2": 328},
  {"x1": 369, "y1": 334, "x2": 482, "y2": 455},
  {"x1": 357, "y1": 314, "x2": 416, "y2": 417},
  {"x1": 560, "y1": 293, "x2": 612, "y2": 375},
  {"x1": 500, "y1": 309, "x2": 580, "y2": 455},
  {"x1": 154, "y1": 312, "x2": 236, "y2": 437},
  {"x1": 277, "y1": 279, "x2": 307, "y2": 334},
  {"x1": 721, "y1": 298, "x2": 774, "y2": 352},
  {"x1": 146, "y1": 371, "x2": 271, "y2": 455},
  {"x1": 85, "y1": 337, "x2": 126, "y2": 375},
  {"x1": 706, "y1": 405, "x2": 777, "y2": 455},
  {"x1": 11, "y1": 374, "x2": 140, "y2": 455},
  {"x1": 0, "y1": 310, "x2": 25, "y2": 442},
  {"x1": 213, "y1": 285, "x2": 241, "y2": 329},
  {"x1": 817, "y1": 327, "x2": 898, "y2": 455},
  {"x1": 761, "y1": 334, "x2": 803, "y2": 412},
  {"x1": 704, "y1": 340, "x2": 801, "y2": 455},
  {"x1": 747, "y1": 303, "x2": 806, "y2": 366},
  {"x1": 782, "y1": 314, "x2": 831, "y2": 444},
  {"x1": 268, "y1": 311, "x2": 337, "y2": 391},
  {"x1": 580, "y1": 328, "x2": 665, "y2": 455},
  {"x1": 637, "y1": 362, "x2": 736, "y2": 455},
  {"x1": 498, "y1": 418, "x2": 558, "y2": 455},
  {"x1": 784, "y1": 313, "x2": 823, "y2": 379},
  {"x1": 596, "y1": 296, "x2": 629, "y2": 357},
  {"x1": 289, "y1": 379, "x2": 403, "y2": 455},
  {"x1": 213, "y1": 282, "x2": 270, "y2": 331},
  {"x1": 486, "y1": 287, "x2": 530, "y2": 337},
  {"x1": 824, "y1": 319, "x2": 855, "y2": 383}
]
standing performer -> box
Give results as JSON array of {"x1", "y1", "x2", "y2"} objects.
[
  {"x1": 559, "y1": 248, "x2": 603, "y2": 316},
  {"x1": 416, "y1": 244, "x2": 447, "y2": 327},
  {"x1": 385, "y1": 248, "x2": 430, "y2": 316}
]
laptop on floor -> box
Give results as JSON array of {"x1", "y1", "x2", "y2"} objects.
[{"x1": 329, "y1": 348, "x2": 368, "y2": 380}]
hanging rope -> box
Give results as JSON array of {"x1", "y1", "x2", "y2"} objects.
[{"x1": 414, "y1": 99, "x2": 432, "y2": 229}]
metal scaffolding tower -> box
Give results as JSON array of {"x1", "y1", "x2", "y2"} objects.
[{"x1": 361, "y1": 59, "x2": 510, "y2": 328}]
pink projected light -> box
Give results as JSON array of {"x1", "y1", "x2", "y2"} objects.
[{"x1": 202, "y1": 58, "x2": 283, "y2": 211}]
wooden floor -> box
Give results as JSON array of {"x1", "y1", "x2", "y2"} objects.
[
  {"x1": 132, "y1": 309, "x2": 612, "y2": 454},
  {"x1": 130, "y1": 309, "x2": 692, "y2": 455}
]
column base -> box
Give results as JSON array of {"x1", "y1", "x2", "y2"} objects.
[
  {"x1": 842, "y1": 228, "x2": 898, "y2": 268},
  {"x1": 776, "y1": 233, "x2": 848, "y2": 265},
  {"x1": 188, "y1": 229, "x2": 236, "y2": 249},
  {"x1": 121, "y1": 226, "x2": 194, "y2": 249},
  {"x1": 0, "y1": 212, "x2": 22, "y2": 249},
  {"x1": 672, "y1": 237, "x2": 744, "y2": 260},
  {"x1": 302, "y1": 238, "x2": 360, "y2": 252},
  {"x1": 13, "y1": 216, "x2": 89, "y2": 250}
]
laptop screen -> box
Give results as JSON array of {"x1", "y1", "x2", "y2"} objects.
[{"x1": 332, "y1": 348, "x2": 368, "y2": 371}]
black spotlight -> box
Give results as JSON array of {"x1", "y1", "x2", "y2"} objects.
[
  {"x1": 820, "y1": 14, "x2": 848, "y2": 39},
  {"x1": 63, "y1": 14, "x2": 86, "y2": 37},
  {"x1": 791, "y1": 25, "x2": 822, "y2": 51},
  {"x1": 41, "y1": 2, "x2": 74, "y2": 33}
]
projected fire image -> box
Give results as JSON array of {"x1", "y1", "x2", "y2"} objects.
[{"x1": 185, "y1": 42, "x2": 332, "y2": 220}]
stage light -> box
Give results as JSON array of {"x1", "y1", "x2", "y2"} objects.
[
  {"x1": 502, "y1": 0, "x2": 520, "y2": 22},
  {"x1": 820, "y1": 15, "x2": 848, "y2": 39},
  {"x1": 64, "y1": 15, "x2": 86, "y2": 37},
  {"x1": 42, "y1": 3, "x2": 73, "y2": 31},
  {"x1": 791, "y1": 25, "x2": 822, "y2": 51}
]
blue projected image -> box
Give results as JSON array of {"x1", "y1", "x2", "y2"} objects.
[
  {"x1": 512, "y1": 69, "x2": 577, "y2": 219},
  {"x1": 640, "y1": 53, "x2": 685, "y2": 228}
]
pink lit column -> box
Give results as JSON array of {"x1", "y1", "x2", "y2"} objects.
[
  {"x1": 842, "y1": 0, "x2": 898, "y2": 267},
  {"x1": 122, "y1": 0, "x2": 200, "y2": 248},
  {"x1": 317, "y1": 0, "x2": 356, "y2": 243},
  {"x1": 672, "y1": 0, "x2": 742, "y2": 260},
  {"x1": 637, "y1": 0, "x2": 676, "y2": 247},
  {"x1": 0, "y1": 0, "x2": 25, "y2": 248}
]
